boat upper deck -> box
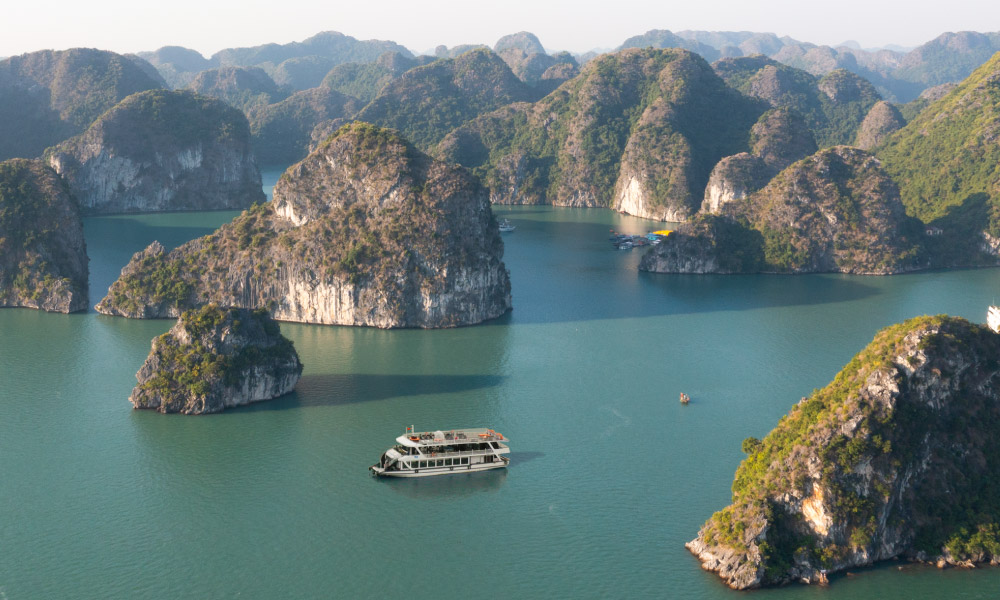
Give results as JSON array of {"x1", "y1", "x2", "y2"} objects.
[{"x1": 395, "y1": 428, "x2": 508, "y2": 448}]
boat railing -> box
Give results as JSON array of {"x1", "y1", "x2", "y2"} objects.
[{"x1": 402, "y1": 447, "x2": 507, "y2": 459}]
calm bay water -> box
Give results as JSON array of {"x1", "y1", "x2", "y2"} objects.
[{"x1": 2, "y1": 179, "x2": 1000, "y2": 598}]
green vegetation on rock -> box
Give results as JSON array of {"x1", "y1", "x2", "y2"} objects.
[
  {"x1": 878, "y1": 52, "x2": 1000, "y2": 232},
  {"x1": 249, "y1": 87, "x2": 361, "y2": 166},
  {"x1": 691, "y1": 316, "x2": 1000, "y2": 588},
  {"x1": 97, "y1": 122, "x2": 512, "y2": 328},
  {"x1": 0, "y1": 48, "x2": 163, "y2": 160},
  {"x1": 45, "y1": 89, "x2": 264, "y2": 214},
  {"x1": 0, "y1": 158, "x2": 88, "y2": 312},
  {"x1": 185, "y1": 66, "x2": 288, "y2": 112},
  {"x1": 713, "y1": 57, "x2": 881, "y2": 148},
  {"x1": 354, "y1": 48, "x2": 534, "y2": 150},
  {"x1": 437, "y1": 48, "x2": 764, "y2": 220},
  {"x1": 129, "y1": 304, "x2": 302, "y2": 414}
]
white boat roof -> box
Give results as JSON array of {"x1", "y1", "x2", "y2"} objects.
[{"x1": 395, "y1": 428, "x2": 508, "y2": 448}]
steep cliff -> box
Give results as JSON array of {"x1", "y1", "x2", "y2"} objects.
[
  {"x1": 703, "y1": 108, "x2": 817, "y2": 213},
  {"x1": 436, "y1": 48, "x2": 764, "y2": 221},
  {"x1": 46, "y1": 90, "x2": 263, "y2": 214},
  {"x1": 688, "y1": 316, "x2": 1000, "y2": 589},
  {"x1": 96, "y1": 123, "x2": 511, "y2": 328},
  {"x1": 0, "y1": 48, "x2": 164, "y2": 160},
  {"x1": 0, "y1": 159, "x2": 88, "y2": 312},
  {"x1": 130, "y1": 304, "x2": 302, "y2": 414},
  {"x1": 645, "y1": 147, "x2": 922, "y2": 274},
  {"x1": 701, "y1": 153, "x2": 771, "y2": 214}
]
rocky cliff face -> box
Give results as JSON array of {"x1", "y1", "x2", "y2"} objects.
[
  {"x1": 129, "y1": 304, "x2": 302, "y2": 414},
  {"x1": 688, "y1": 316, "x2": 1000, "y2": 589},
  {"x1": 0, "y1": 159, "x2": 88, "y2": 312},
  {"x1": 749, "y1": 108, "x2": 818, "y2": 172},
  {"x1": 703, "y1": 108, "x2": 817, "y2": 214},
  {"x1": 701, "y1": 153, "x2": 770, "y2": 214},
  {"x1": 437, "y1": 48, "x2": 764, "y2": 221},
  {"x1": 46, "y1": 90, "x2": 263, "y2": 214},
  {"x1": 645, "y1": 147, "x2": 922, "y2": 274},
  {"x1": 96, "y1": 123, "x2": 512, "y2": 328}
]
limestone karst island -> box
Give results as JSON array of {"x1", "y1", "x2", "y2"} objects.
[{"x1": 3, "y1": 8, "x2": 1000, "y2": 598}]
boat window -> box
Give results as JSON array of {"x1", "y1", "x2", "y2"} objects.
[
  {"x1": 489, "y1": 442, "x2": 498, "y2": 449},
  {"x1": 460, "y1": 457, "x2": 468, "y2": 465},
  {"x1": 445, "y1": 458, "x2": 452, "y2": 466},
  {"x1": 435, "y1": 460, "x2": 442, "y2": 467},
  {"x1": 419, "y1": 461, "x2": 426, "y2": 469}
]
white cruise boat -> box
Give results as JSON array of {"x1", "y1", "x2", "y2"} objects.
[{"x1": 370, "y1": 427, "x2": 510, "y2": 477}]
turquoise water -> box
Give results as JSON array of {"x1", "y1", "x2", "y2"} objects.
[{"x1": 2, "y1": 197, "x2": 1000, "y2": 598}]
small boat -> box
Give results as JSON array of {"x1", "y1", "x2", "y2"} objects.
[
  {"x1": 370, "y1": 426, "x2": 510, "y2": 477},
  {"x1": 617, "y1": 240, "x2": 634, "y2": 250},
  {"x1": 679, "y1": 393, "x2": 690, "y2": 404},
  {"x1": 498, "y1": 219, "x2": 516, "y2": 232}
]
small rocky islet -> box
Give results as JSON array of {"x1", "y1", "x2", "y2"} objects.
[
  {"x1": 688, "y1": 315, "x2": 1000, "y2": 589},
  {"x1": 129, "y1": 304, "x2": 302, "y2": 415}
]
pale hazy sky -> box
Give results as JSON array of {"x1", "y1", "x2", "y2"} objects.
[{"x1": 3, "y1": 0, "x2": 998, "y2": 58}]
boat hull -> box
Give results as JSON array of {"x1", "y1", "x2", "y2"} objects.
[{"x1": 371, "y1": 460, "x2": 507, "y2": 478}]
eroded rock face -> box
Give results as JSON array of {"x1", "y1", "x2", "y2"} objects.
[
  {"x1": 47, "y1": 90, "x2": 264, "y2": 214},
  {"x1": 688, "y1": 316, "x2": 1000, "y2": 588},
  {"x1": 701, "y1": 153, "x2": 770, "y2": 214},
  {"x1": 97, "y1": 123, "x2": 512, "y2": 328},
  {"x1": 0, "y1": 159, "x2": 88, "y2": 312},
  {"x1": 437, "y1": 48, "x2": 763, "y2": 221},
  {"x1": 702, "y1": 109, "x2": 816, "y2": 214},
  {"x1": 855, "y1": 101, "x2": 905, "y2": 150},
  {"x1": 648, "y1": 146, "x2": 922, "y2": 274},
  {"x1": 129, "y1": 305, "x2": 302, "y2": 414}
]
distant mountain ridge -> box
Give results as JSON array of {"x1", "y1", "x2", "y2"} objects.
[
  {"x1": 0, "y1": 48, "x2": 164, "y2": 160},
  {"x1": 138, "y1": 31, "x2": 411, "y2": 89},
  {"x1": 622, "y1": 29, "x2": 1000, "y2": 101}
]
